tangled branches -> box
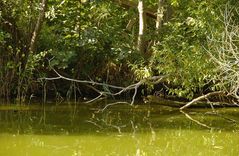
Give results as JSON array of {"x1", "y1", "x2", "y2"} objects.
[{"x1": 207, "y1": 4, "x2": 239, "y2": 99}]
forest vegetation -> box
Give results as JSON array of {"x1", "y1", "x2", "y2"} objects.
[{"x1": 0, "y1": 0, "x2": 239, "y2": 107}]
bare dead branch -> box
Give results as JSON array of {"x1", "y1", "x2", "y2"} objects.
[
  {"x1": 84, "y1": 94, "x2": 105, "y2": 104},
  {"x1": 207, "y1": 5, "x2": 239, "y2": 100},
  {"x1": 180, "y1": 91, "x2": 224, "y2": 110},
  {"x1": 41, "y1": 64, "x2": 164, "y2": 105},
  {"x1": 42, "y1": 68, "x2": 125, "y2": 90}
]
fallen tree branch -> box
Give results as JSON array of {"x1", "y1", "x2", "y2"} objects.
[
  {"x1": 83, "y1": 84, "x2": 107, "y2": 104},
  {"x1": 84, "y1": 94, "x2": 105, "y2": 104},
  {"x1": 180, "y1": 91, "x2": 224, "y2": 110},
  {"x1": 42, "y1": 68, "x2": 125, "y2": 90},
  {"x1": 41, "y1": 65, "x2": 164, "y2": 105}
]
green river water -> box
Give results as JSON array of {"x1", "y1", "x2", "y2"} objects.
[{"x1": 0, "y1": 101, "x2": 238, "y2": 156}]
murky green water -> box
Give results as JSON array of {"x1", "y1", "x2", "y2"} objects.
[{"x1": 0, "y1": 102, "x2": 238, "y2": 156}]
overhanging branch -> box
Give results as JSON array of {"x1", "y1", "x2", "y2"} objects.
[{"x1": 41, "y1": 66, "x2": 164, "y2": 105}]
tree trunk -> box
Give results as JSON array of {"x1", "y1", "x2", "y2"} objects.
[
  {"x1": 153, "y1": 0, "x2": 164, "y2": 47},
  {"x1": 29, "y1": 0, "x2": 48, "y2": 53},
  {"x1": 137, "y1": 0, "x2": 146, "y2": 55},
  {"x1": 115, "y1": 0, "x2": 156, "y2": 19},
  {"x1": 156, "y1": 0, "x2": 164, "y2": 32}
]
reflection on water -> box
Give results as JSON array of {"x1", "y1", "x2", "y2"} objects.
[{"x1": 0, "y1": 102, "x2": 238, "y2": 156}]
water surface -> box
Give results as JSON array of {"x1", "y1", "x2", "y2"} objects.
[{"x1": 0, "y1": 102, "x2": 238, "y2": 156}]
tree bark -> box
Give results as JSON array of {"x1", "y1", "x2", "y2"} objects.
[
  {"x1": 153, "y1": 0, "x2": 164, "y2": 47},
  {"x1": 156, "y1": 0, "x2": 164, "y2": 32},
  {"x1": 29, "y1": 0, "x2": 48, "y2": 53},
  {"x1": 137, "y1": 0, "x2": 146, "y2": 54},
  {"x1": 114, "y1": 0, "x2": 156, "y2": 19}
]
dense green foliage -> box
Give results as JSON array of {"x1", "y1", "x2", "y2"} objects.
[
  {"x1": 0, "y1": 0, "x2": 239, "y2": 101},
  {"x1": 150, "y1": 1, "x2": 223, "y2": 98}
]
